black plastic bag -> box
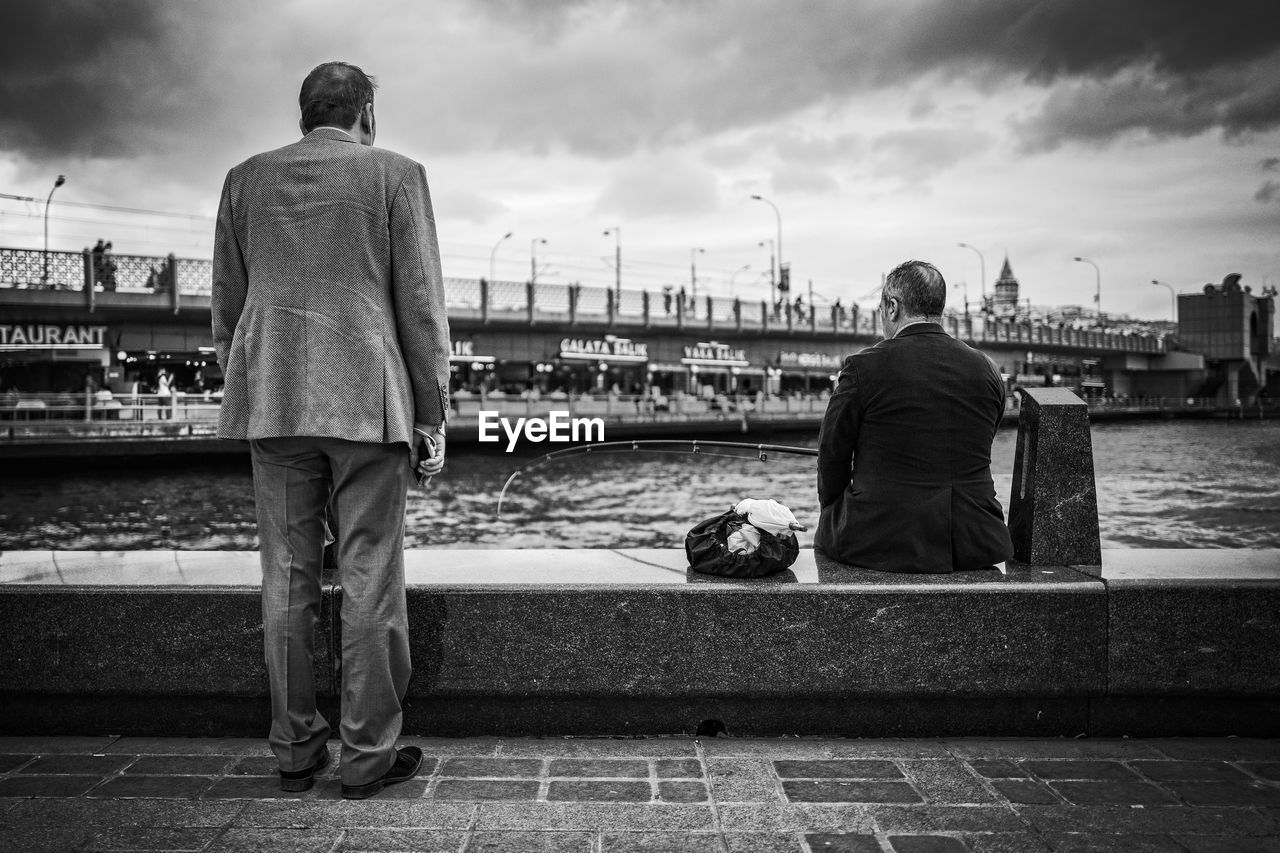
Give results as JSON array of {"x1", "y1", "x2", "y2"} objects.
[{"x1": 685, "y1": 509, "x2": 800, "y2": 578}]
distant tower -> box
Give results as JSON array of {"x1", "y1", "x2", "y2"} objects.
[{"x1": 993, "y1": 256, "x2": 1020, "y2": 317}]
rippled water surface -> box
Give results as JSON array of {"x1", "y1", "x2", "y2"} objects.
[{"x1": 2, "y1": 419, "x2": 1279, "y2": 550}]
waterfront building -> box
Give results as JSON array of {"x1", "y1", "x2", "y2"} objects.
[{"x1": 1177, "y1": 274, "x2": 1275, "y2": 404}]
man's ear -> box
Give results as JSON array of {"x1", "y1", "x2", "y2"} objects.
[{"x1": 298, "y1": 117, "x2": 307, "y2": 136}]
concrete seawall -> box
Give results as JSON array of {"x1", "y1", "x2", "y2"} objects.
[{"x1": 3, "y1": 547, "x2": 1277, "y2": 739}]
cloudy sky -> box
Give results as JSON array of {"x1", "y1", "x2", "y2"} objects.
[{"x1": 2, "y1": 0, "x2": 1278, "y2": 319}]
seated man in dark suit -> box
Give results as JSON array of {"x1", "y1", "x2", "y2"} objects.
[{"x1": 815, "y1": 260, "x2": 1013, "y2": 573}]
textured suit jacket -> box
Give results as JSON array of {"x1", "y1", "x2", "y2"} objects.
[
  {"x1": 814, "y1": 322, "x2": 1014, "y2": 573},
  {"x1": 212, "y1": 127, "x2": 450, "y2": 444}
]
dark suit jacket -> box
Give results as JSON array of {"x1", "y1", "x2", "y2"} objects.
[
  {"x1": 212, "y1": 127, "x2": 450, "y2": 444},
  {"x1": 814, "y1": 322, "x2": 1013, "y2": 573}
]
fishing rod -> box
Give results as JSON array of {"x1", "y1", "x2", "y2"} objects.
[{"x1": 495, "y1": 439, "x2": 819, "y2": 518}]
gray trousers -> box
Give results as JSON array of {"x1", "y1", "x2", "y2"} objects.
[{"x1": 250, "y1": 436, "x2": 412, "y2": 786}]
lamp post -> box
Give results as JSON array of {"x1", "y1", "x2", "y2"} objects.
[
  {"x1": 1151, "y1": 280, "x2": 1176, "y2": 322},
  {"x1": 957, "y1": 242, "x2": 985, "y2": 308},
  {"x1": 758, "y1": 239, "x2": 775, "y2": 305},
  {"x1": 690, "y1": 247, "x2": 705, "y2": 301},
  {"x1": 751, "y1": 195, "x2": 782, "y2": 306},
  {"x1": 42, "y1": 174, "x2": 66, "y2": 287},
  {"x1": 603, "y1": 226, "x2": 621, "y2": 299},
  {"x1": 728, "y1": 263, "x2": 751, "y2": 298},
  {"x1": 530, "y1": 237, "x2": 547, "y2": 284},
  {"x1": 489, "y1": 231, "x2": 512, "y2": 282},
  {"x1": 1073, "y1": 256, "x2": 1102, "y2": 327}
]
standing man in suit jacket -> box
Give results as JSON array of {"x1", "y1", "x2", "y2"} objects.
[
  {"x1": 815, "y1": 260, "x2": 1013, "y2": 573},
  {"x1": 212, "y1": 61, "x2": 450, "y2": 800}
]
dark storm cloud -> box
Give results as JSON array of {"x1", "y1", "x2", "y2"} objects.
[
  {"x1": 0, "y1": 2, "x2": 196, "y2": 158},
  {"x1": 1257, "y1": 180, "x2": 1280, "y2": 203},
  {"x1": 1263, "y1": 157, "x2": 1280, "y2": 171}
]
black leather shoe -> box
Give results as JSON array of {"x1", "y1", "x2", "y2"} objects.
[
  {"x1": 279, "y1": 745, "x2": 331, "y2": 792},
  {"x1": 341, "y1": 746, "x2": 424, "y2": 800}
]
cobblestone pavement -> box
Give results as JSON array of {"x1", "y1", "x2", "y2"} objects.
[{"x1": 2, "y1": 736, "x2": 1279, "y2": 852}]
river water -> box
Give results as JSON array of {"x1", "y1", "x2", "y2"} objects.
[{"x1": 2, "y1": 419, "x2": 1278, "y2": 551}]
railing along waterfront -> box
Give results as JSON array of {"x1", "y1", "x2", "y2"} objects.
[{"x1": 2, "y1": 246, "x2": 1168, "y2": 354}]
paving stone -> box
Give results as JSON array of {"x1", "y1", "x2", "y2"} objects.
[
  {"x1": 462, "y1": 830, "x2": 592, "y2": 852},
  {"x1": 125, "y1": 755, "x2": 238, "y2": 775},
  {"x1": 702, "y1": 740, "x2": 950, "y2": 760},
  {"x1": 963, "y1": 833, "x2": 1053, "y2": 852},
  {"x1": 85, "y1": 825, "x2": 222, "y2": 851},
  {"x1": 433, "y1": 779, "x2": 541, "y2": 801},
  {"x1": 202, "y1": 776, "x2": 310, "y2": 799},
  {"x1": 0, "y1": 754, "x2": 34, "y2": 773},
  {"x1": 657, "y1": 781, "x2": 708, "y2": 803},
  {"x1": 1172, "y1": 836, "x2": 1280, "y2": 852},
  {"x1": 232, "y1": 800, "x2": 475, "y2": 828},
  {"x1": 231, "y1": 756, "x2": 280, "y2": 776},
  {"x1": 1242, "y1": 763, "x2": 1280, "y2": 782},
  {"x1": 88, "y1": 774, "x2": 214, "y2": 799},
  {"x1": 783, "y1": 780, "x2": 922, "y2": 804},
  {"x1": 716, "y1": 802, "x2": 877, "y2": 833},
  {"x1": 1014, "y1": 804, "x2": 1278, "y2": 835},
  {"x1": 6, "y1": 798, "x2": 247, "y2": 827},
  {"x1": 493, "y1": 740, "x2": 698, "y2": 758},
  {"x1": 1130, "y1": 761, "x2": 1252, "y2": 782},
  {"x1": 898, "y1": 760, "x2": 997, "y2": 805},
  {"x1": 547, "y1": 781, "x2": 652, "y2": 802},
  {"x1": 887, "y1": 836, "x2": 968, "y2": 853},
  {"x1": 440, "y1": 758, "x2": 543, "y2": 778},
  {"x1": 966, "y1": 760, "x2": 1026, "y2": 779},
  {"x1": 945, "y1": 740, "x2": 1164, "y2": 760},
  {"x1": 803, "y1": 834, "x2": 882, "y2": 852},
  {"x1": 655, "y1": 759, "x2": 703, "y2": 779},
  {"x1": 472, "y1": 803, "x2": 715, "y2": 831},
  {"x1": 868, "y1": 805, "x2": 1026, "y2": 833},
  {"x1": 775, "y1": 760, "x2": 903, "y2": 779},
  {"x1": 991, "y1": 779, "x2": 1061, "y2": 805},
  {"x1": 0, "y1": 823, "x2": 95, "y2": 853},
  {"x1": 1162, "y1": 779, "x2": 1280, "y2": 807},
  {"x1": 599, "y1": 832, "x2": 723, "y2": 852},
  {"x1": 1038, "y1": 834, "x2": 1184, "y2": 852},
  {"x1": 20, "y1": 754, "x2": 134, "y2": 775},
  {"x1": 401, "y1": 736, "x2": 502, "y2": 756},
  {"x1": 0, "y1": 736, "x2": 119, "y2": 755},
  {"x1": 310, "y1": 777, "x2": 429, "y2": 800},
  {"x1": 723, "y1": 833, "x2": 804, "y2": 852},
  {"x1": 206, "y1": 828, "x2": 340, "y2": 852},
  {"x1": 707, "y1": 758, "x2": 783, "y2": 802},
  {"x1": 1022, "y1": 760, "x2": 1138, "y2": 780},
  {"x1": 0, "y1": 774, "x2": 104, "y2": 797},
  {"x1": 1048, "y1": 780, "x2": 1177, "y2": 806},
  {"x1": 1149, "y1": 740, "x2": 1280, "y2": 761},
  {"x1": 103, "y1": 737, "x2": 269, "y2": 756},
  {"x1": 548, "y1": 759, "x2": 649, "y2": 778},
  {"x1": 334, "y1": 828, "x2": 469, "y2": 851}
]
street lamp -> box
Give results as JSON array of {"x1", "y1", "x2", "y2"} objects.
[
  {"x1": 957, "y1": 242, "x2": 985, "y2": 307},
  {"x1": 728, "y1": 263, "x2": 751, "y2": 298},
  {"x1": 603, "y1": 226, "x2": 621, "y2": 299},
  {"x1": 690, "y1": 247, "x2": 705, "y2": 301},
  {"x1": 42, "y1": 174, "x2": 66, "y2": 287},
  {"x1": 530, "y1": 237, "x2": 547, "y2": 284},
  {"x1": 1073, "y1": 256, "x2": 1102, "y2": 327},
  {"x1": 1152, "y1": 279, "x2": 1176, "y2": 322},
  {"x1": 751, "y1": 195, "x2": 782, "y2": 306},
  {"x1": 758, "y1": 239, "x2": 775, "y2": 304},
  {"x1": 489, "y1": 231, "x2": 512, "y2": 282}
]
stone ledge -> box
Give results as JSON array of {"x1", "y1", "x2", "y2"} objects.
[{"x1": 1, "y1": 548, "x2": 1277, "y2": 737}]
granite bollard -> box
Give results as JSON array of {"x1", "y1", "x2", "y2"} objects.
[{"x1": 1007, "y1": 387, "x2": 1102, "y2": 569}]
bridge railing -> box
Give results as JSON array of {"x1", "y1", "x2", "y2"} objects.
[{"x1": 2, "y1": 246, "x2": 1170, "y2": 354}]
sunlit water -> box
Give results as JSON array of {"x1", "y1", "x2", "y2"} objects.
[{"x1": 2, "y1": 419, "x2": 1279, "y2": 550}]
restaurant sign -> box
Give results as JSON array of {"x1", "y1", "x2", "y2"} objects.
[
  {"x1": 681, "y1": 341, "x2": 749, "y2": 368},
  {"x1": 778, "y1": 350, "x2": 842, "y2": 370},
  {"x1": 559, "y1": 336, "x2": 649, "y2": 362},
  {"x1": 449, "y1": 339, "x2": 495, "y2": 363},
  {"x1": 0, "y1": 324, "x2": 108, "y2": 350}
]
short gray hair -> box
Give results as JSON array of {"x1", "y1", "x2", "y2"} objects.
[{"x1": 883, "y1": 260, "x2": 946, "y2": 317}]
